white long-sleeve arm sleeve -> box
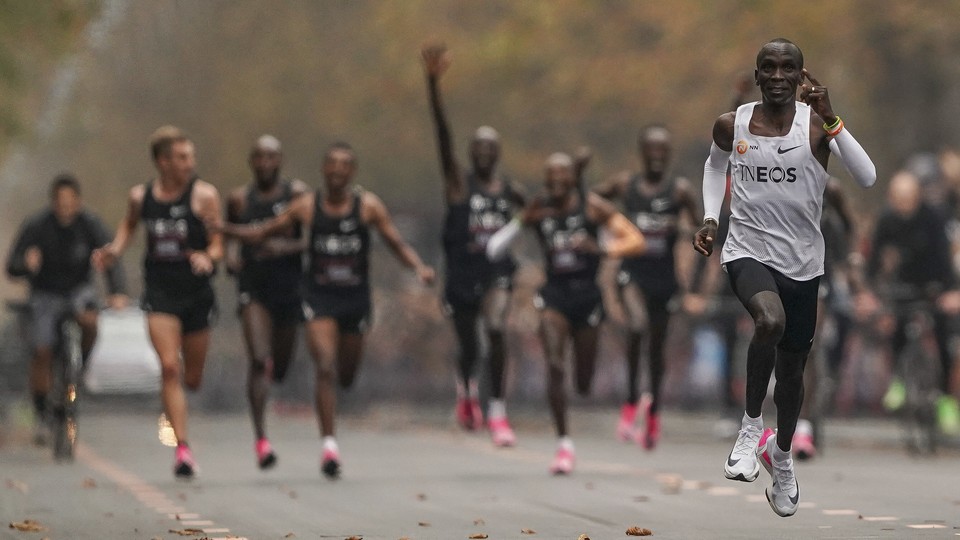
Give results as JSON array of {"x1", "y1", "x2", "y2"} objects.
[
  {"x1": 486, "y1": 217, "x2": 522, "y2": 261},
  {"x1": 702, "y1": 142, "x2": 730, "y2": 223},
  {"x1": 828, "y1": 127, "x2": 876, "y2": 188}
]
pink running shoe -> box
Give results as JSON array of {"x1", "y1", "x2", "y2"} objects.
[
  {"x1": 174, "y1": 445, "x2": 198, "y2": 479},
  {"x1": 792, "y1": 431, "x2": 816, "y2": 461},
  {"x1": 488, "y1": 417, "x2": 516, "y2": 447},
  {"x1": 455, "y1": 397, "x2": 475, "y2": 431},
  {"x1": 639, "y1": 409, "x2": 661, "y2": 450},
  {"x1": 321, "y1": 447, "x2": 341, "y2": 479},
  {"x1": 549, "y1": 446, "x2": 575, "y2": 475},
  {"x1": 256, "y1": 437, "x2": 277, "y2": 470},
  {"x1": 616, "y1": 402, "x2": 638, "y2": 442},
  {"x1": 469, "y1": 397, "x2": 484, "y2": 430}
]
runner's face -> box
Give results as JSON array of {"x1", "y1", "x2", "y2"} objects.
[
  {"x1": 158, "y1": 141, "x2": 196, "y2": 183},
  {"x1": 641, "y1": 138, "x2": 671, "y2": 177},
  {"x1": 755, "y1": 45, "x2": 802, "y2": 107},
  {"x1": 250, "y1": 149, "x2": 282, "y2": 186},
  {"x1": 323, "y1": 149, "x2": 356, "y2": 192},
  {"x1": 51, "y1": 186, "x2": 81, "y2": 225},
  {"x1": 545, "y1": 163, "x2": 574, "y2": 200},
  {"x1": 470, "y1": 139, "x2": 500, "y2": 174}
]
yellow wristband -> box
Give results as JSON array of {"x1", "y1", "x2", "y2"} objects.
[{"x1": 823, "y1": 116, "x2": 842, "y2": 132}]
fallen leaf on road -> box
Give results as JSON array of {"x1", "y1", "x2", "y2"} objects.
[
  {"x1": 633, "y1": 495, "x2": 649, "y2": 503},
  {"x1": 626, "y1": 526, "x2": 653, "y2": 536},
  {"x1": 398, "y1": 537, "x2": 411, "y2": 540},
  {"x1": 418, "y1": 521, "x2": 431, "y2": 527},
  {"x1": 345, "y1": 536, "x2": 363, "y2": 540},
  {"x1": 9, "y1": 519, "x2": 47, "y2": 532},
  {"x1": 521, "y1": 527, "x2": 536, "y2": 534},
  {"x1": 473, "y1": 519, "x2": 485, "y2": 525},
  {"x1": 5, "y1": 479, "x2": 28, "y2": 494},
  {"x1": 169, "y1": 528, "x2": 205, "y2": 536},
  {"x1": 578, "y1": 535, "x2": 591, "y2": 540},
  {"x1": 468, "y1": 534, "x2": 488, "y2": 539},
  {"x1": 416, "y1": 493, "x2": 427, "y2": 501},
  {"x1": 284, "y1": 534, "x2": 296, "y2": 538},
  {"x1": 82, "y1": 478, "x2": 97, "y2": 488}
]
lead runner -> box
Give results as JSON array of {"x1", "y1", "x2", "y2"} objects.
[{"x1": 693, "y1": 38, "x2": 876, "y2": 517}]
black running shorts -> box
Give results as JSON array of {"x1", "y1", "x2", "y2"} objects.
[
  {"x1": 724, "y1": 257, "x2": 820, "y2": 352},
  {"x1": 535, "y1": 280, "x2": 604, "y2": 328},
  {"x1": 142, "y1": 284, "x2": 216, "y2": 334}
]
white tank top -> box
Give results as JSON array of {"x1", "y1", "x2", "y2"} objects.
[{"x1": 721, "y1": 101, "x2": 829, "y2": 280}]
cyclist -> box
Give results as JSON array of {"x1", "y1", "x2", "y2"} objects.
[
  {"x1": 864, "y1": 171, "x2": 960, "y2": 435},
  {"x1": 6, "y1": 173, "x2": 127, "y2": 444}
]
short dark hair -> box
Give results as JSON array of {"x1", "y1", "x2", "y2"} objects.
[
  {"x1": 757, "y1": 38, "x2": 804, "y2": 70},
  {"x1": 150, "y1": 125, "x2": 190, "y2": 161},
  {"x1": 49, "y1": 173, "x2": 81, "y2": 198},
  {"x1": 325, "y1": 141, "x2": 356, "y2": 162}
]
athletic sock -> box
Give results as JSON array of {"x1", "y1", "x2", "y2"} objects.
[
  {"x1": 771, "y1": 442, "x2": 791, "y2": 464},
  {"x1": 177, "y1": 441, "x2": 189, "y2": 449},
  {"x1": 741, "y1": 412, "x2": 763, "y2": 431},
  {"x1": 795, "y1": 418, "x2": 813, "y2": 436},
  {"x1": 455, "y1": 380, "x2": 468, "y2": 399},
  {"x1": 558, "y1": 436, "x2": 574, "y2": 451},
  {"x1": 488, "y1": 399, "x2": 506, "y2": 420},
  {"x1": 322, "y1": 436, "x2": 338, "y2": 453}
]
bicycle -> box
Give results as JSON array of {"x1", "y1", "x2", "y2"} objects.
[
  {"x1": 888, "y1": 296, "x2": 942, "y2": 456},
  {"x1": 7, "y1": 300, "x2": 83, "y2": 461}
]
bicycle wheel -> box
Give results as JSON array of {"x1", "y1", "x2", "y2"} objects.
[
  {"x1": 52, "y1": 318, "x2": 81, "y2": 462},
  {"x1": 902, "y1": 345, "x2": 939, "y2": 456}
]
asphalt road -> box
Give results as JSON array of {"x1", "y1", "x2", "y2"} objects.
[{"x1": 2, "y1": 403, "x2": 959, "y2": 540}]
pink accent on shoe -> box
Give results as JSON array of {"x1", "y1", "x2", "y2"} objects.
[
  {"x1": 549, "y1": 447, "x2": 575, "y2": 475},
  {"x1": 174, "y1": 445, "x2": 197, "y2": 478},
  {"x1": 455, "y1": 397, "x2": 474, "y2": 430},
  {"x1": 616, "y1": 402, "x2": 639, "y2": 442},
  {"x1": 640, "y1": 410, "x2": 661, "y2": 450},
  {"x1": 758, "y1": 428, "x2": 775, "y2": 469},
  {"x1": 256, "y1": 437, "x2": 277, "y2": 469},
  {"x1": 488, "y1": 417, "x2": 516, "y2": 447},
  {"x1": 469, "y1": 397, "x2": 484, "y2": 430},
  {"x1": 321, "y1": 447, "x2": 341, "y2": 479},
  {"x1": 792, "y1": 431, "x2": 816, "y2": 461}
]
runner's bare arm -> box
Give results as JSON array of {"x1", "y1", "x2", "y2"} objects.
[
  {"x1": 92, "y1": 184, "x2": 145, "y2": 270},
  {"x1": 589, "y1": 193, "x2": 645, "y2": 258},
  {"x1": 364, "y1": 192, "x2": 435, "y2": 284},
  {"x1": 422, "y1": 42, "x2": 466, "y2": 202}
]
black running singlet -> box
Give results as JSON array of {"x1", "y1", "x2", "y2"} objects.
[
  {"x1": 621, "y1": 177, "x2": 681, "y2": 286},
  {"x1": 535, "y1": 196, "x2": 601, "y2": 286},
  {"x1": 305, "y1": 191, "x2": 370, "y2": 293},
  {"x1": 141, "y1": 179, "x2": 210, "y2": 293},
  {"x1": 442, "y1": 173, "x2": 517, "y2": 285},
  {"x1": 238, "y1": 181, "x2": 302, "y2": 273}
]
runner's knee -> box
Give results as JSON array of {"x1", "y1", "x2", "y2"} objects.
[{"x1": 753, "y1": 308, "x2": 785, "y2": 344}]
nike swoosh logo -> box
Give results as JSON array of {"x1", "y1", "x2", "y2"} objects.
[
  {"x1": 777, "y1": 145, "x2": 802, "y2": 154},
  {"x1": 727, "y1": 456, "x2": 740, "y2": 467},
  {"x1": 789, "y1": 485, "x2": 800, "y2": 505}
]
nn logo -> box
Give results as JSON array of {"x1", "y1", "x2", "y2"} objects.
[
  {"x1": 736, "y1": 164, "x2": 797, "y2": 183},
  {"x1": 735, "y1": 140, "x2": 760, "y2": 155}
]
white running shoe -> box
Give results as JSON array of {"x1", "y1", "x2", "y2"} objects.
[
  {"x1": 723, "y1": 424, "x2": 762, "y2": 482},
  {"x1": 758, "y1": 429, "x2": 799, "y2": 517}
]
